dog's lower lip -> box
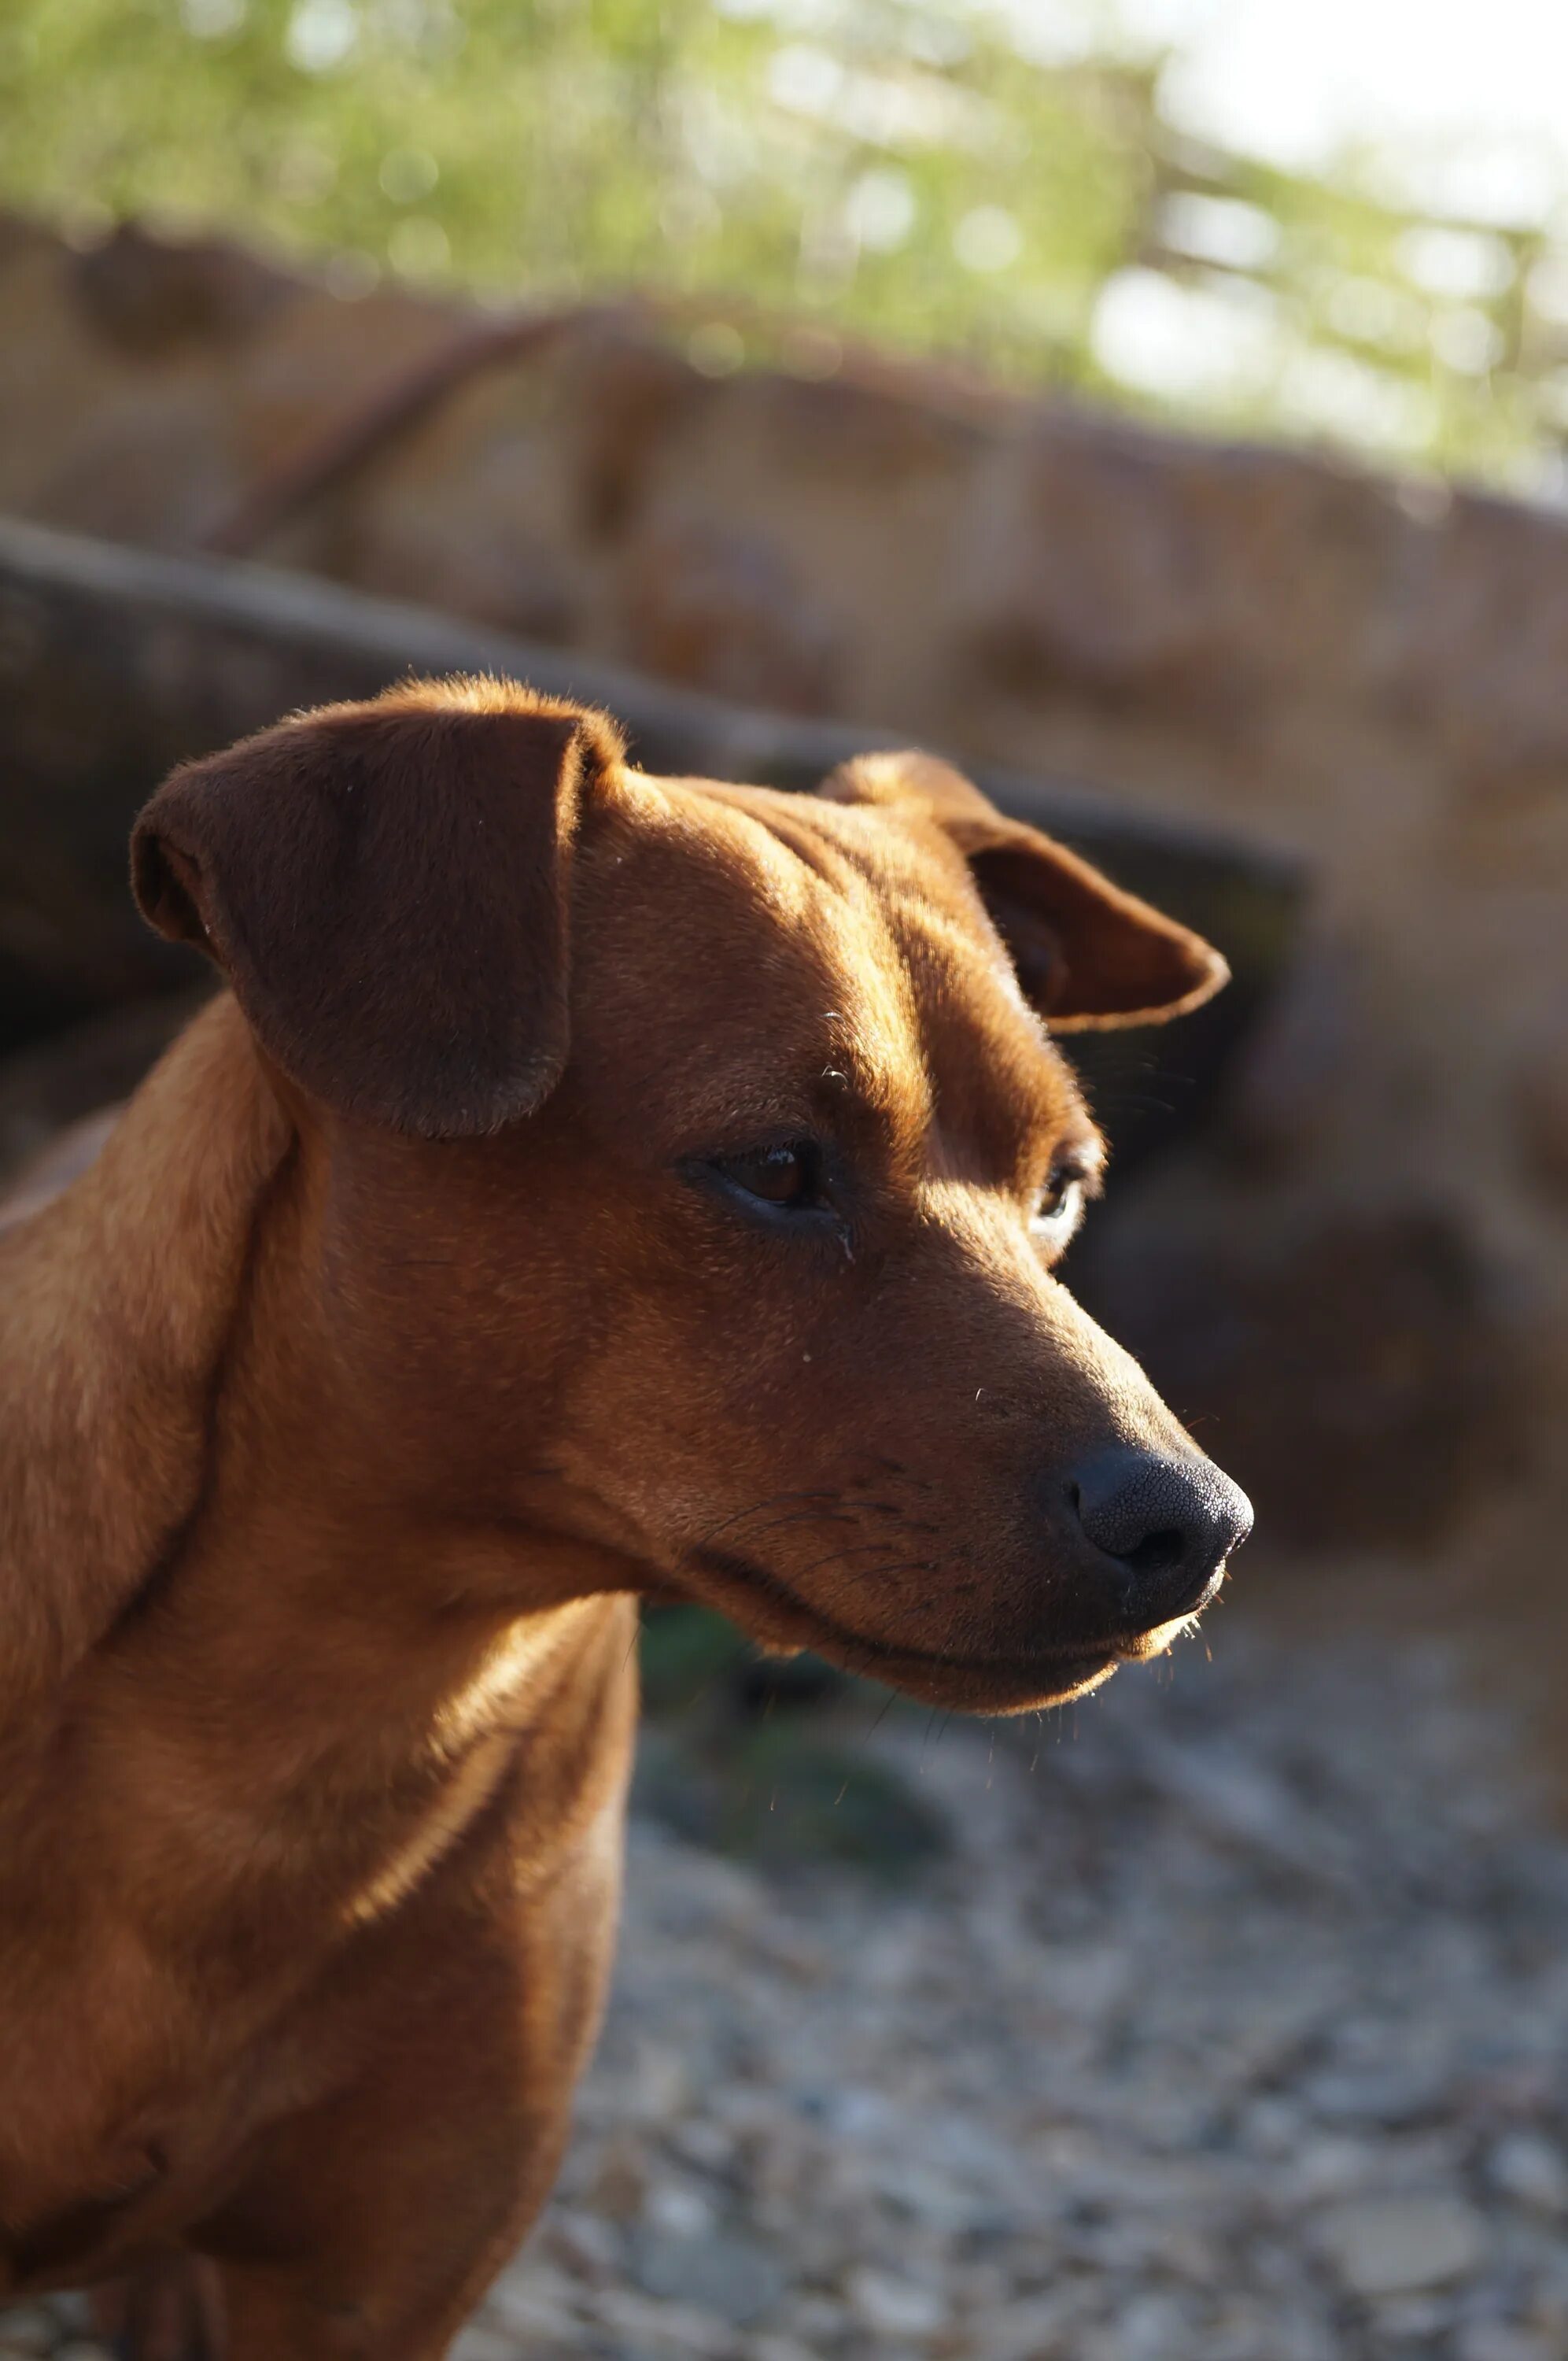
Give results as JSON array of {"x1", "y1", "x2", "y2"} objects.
[{"x1": 683, "y1": 1547, "x2": 1211, "y2": 1686}]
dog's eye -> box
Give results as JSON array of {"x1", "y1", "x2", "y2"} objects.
[
  {"x1": 711, "y1": 1140, "x2": 824, "y2": 1210},
  {"x1": 1031, "y1": 1161, "x2": 1089, "y2": 1241}
]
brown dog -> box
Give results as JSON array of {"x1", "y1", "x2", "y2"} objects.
[{"x1": 0, "y1": 678, "x2": 1249, "y2": 2357}]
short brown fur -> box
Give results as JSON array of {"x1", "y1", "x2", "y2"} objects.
[{"x1": 0, "y1": 679, "x2": 1241, "y2": 2355}]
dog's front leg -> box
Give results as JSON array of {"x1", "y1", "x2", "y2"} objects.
[
  {"x1": 193, "y1": 1788, "x2": 625, "y2": 2361},
  {"x1": 91, "y1": 2252, "x2": 225, "y2": 2361}
]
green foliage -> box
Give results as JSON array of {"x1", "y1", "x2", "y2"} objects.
[
  {"x1": 0, "y1": 0, "x2": 1562, "y2": 490},
  {"x1": 637, "y1": 1605, "x2": 949, "y2": 1880},
  {"x1": 639, "y1": 1601, "x2": 750, "y2": 1717},
  {"x1": 636, "y1": 1716, "x2": 951, "y2": 1879},
  {"x1": 0, "y1": 0, "x2": 1138, "y2": 342}
]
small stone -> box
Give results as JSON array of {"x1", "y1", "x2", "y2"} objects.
[
  {"x1": 1487, "y1": 2131, "x2": 1568, "y2": 2216},
  {"x1": 1454, "y1": 2326, "x2": 1561, "y2": 2361},
  {"x1": 542, "y1": 2204, "x2": 621, "y2": 2277},
  {"x1": 1241, "y1": 2096, "x2": 1306, "y2": 2156},
  {"x1": 627, "y1": 2039, "x2": 692, "y2": 2123},
  {"x1": 484, "y1": 2267, "x2": 579, "y2": 2338},
  {"x1": 1208, "y1": 2300, "x2": 1336, "y2": 2361},
  {"x1": 447, "y1": 2329, "x2": 517, "y2": 2361},
  {"x1": 1108, "y1": 2291, "x2": 1195, "y2": 2359},
  {"x1": 1289, "y1": 2134, "x2": 1377, "y2": 2200},
  {"x1": 643, "y1": 2178, "x2": 718, "y2": 2238},
  {"x1": 1304, "y1": 2063, "x2": 1448, "y2": 2130},
  {"x1": 629, "y1": 2225, "x2": 785, "y2": 2322},
  {"x1": 588, "y1": 2131, "x2": 651, "y2": 2221},
  {"x1": 983, "y1": 2289, "x2": 1085, "y2": 2361},
  {"x1": 845, "y1": 2266, "x2": 949, "y2": 2337},
  {"x1": 791, "y1": 2293, "x2": 850, "y2": 2341},
  {"x1": 1369, "y1": 2294, "x2": 1456, "y2": 2339},
  {"x1": 1316, "y1": 2194, "x2": 1486, "y2": 2297},
  {"x1": 667, "y1": 2118, "x2": 736, "y2": 2172},
  {"x1": 586, "y1": 2284, "x2": 739, "y2": 2355}
]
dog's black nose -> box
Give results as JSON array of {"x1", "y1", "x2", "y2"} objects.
[{"x1": 1067, "y1": 1446, "x2": 1252, "y2": 1623}]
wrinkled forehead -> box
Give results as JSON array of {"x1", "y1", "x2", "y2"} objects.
[{"x1": 567, "y1": 772, "x2": 1089, "y2": 1159}]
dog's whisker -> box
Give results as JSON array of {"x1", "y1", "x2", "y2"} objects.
[
  {"x1": 865, "y1": 1684, "x2": 900, "y2": 1737},
  {"x1": 791, "y1": 1538, "x2": 909, "y2": 1580},
  {"x1": 692, "y1": 1491, "x2": 838, "y2": 1552},
  {"x1": 742, "y1": 1505, "x2": 857, "y2": 1543}
]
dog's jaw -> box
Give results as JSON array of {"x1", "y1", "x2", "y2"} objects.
[{"x1": 677, "y1": 1544, "x2": 1225, "y2": 1715}]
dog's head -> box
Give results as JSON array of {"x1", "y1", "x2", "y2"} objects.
[{"x1": 132, "y1": 678, "x2": 1249, "y2": 1711}]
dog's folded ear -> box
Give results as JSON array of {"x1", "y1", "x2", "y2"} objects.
[
  {"x1": 818, "y1": 750, "x2": 1227, "y2": 1029},
  {"x1": 132, "y1": 678, "x2": 624, "y2": 1136}
]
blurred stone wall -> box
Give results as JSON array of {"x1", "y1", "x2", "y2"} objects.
[{"x1": 2, "y1": 212, "x2": 1563, "y2": 1563}]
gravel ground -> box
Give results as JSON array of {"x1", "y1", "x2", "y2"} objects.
[{"x1": 7, "y1": 1619, "x2": 1568, "y2": 2361}]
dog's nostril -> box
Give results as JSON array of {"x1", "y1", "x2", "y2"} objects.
[{"x1": 1120, "y1": 1526, "x2": 1186, "y2": 1582}]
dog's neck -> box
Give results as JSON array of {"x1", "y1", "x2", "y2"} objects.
[
  {"x1": 0, "y1": 999, "x2": 292, "y2": 1716},
  {"x1": 0, "y1": 998, "x2": 635, "y2": 1724}
]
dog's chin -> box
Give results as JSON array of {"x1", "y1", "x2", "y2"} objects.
[
  {"x1": 678, "y1": 1548, "x2": 1206, "y2": 1717},
  {"x1": 822, "y1": 1642, "x2": 1123, "y2": 1716}
]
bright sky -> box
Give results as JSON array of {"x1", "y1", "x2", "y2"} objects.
[
  {"x1": 1027, "y1": 0, "x2": 1568, "y2": 225},
  {"x1": 1002, "y1": 0, "x2": 1568, "y2": 471}
]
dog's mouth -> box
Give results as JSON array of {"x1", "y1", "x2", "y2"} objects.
[{"x1": 680, "y1": 1546, "x2": 1217, "y2": 1715}]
